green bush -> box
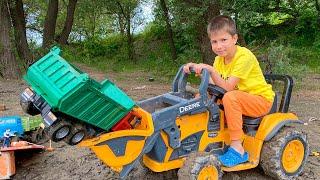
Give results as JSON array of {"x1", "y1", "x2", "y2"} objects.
[
  {"x1": 266, "y1": 42, "x2": 308, "y2": 80},
  {"x1": 313, "y1": 33, "x2": 320, "y2": 49},
  {"x1": 139, "y1": 23, "x2": 166, "y2": 42},
  {"x1": 68, "y1": 35, "x2": 125, "y2": 59}
]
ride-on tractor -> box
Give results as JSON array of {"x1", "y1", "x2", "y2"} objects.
[
  {"x1": 21, "y1": 47, "x2": 309, "y2": 179},
  {"x1": 79, "y1": 66, "x2": 309, "y2": 179}
]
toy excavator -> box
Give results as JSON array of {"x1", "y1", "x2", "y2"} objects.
[{"x1": 21, "y1": 47, "x2": 309, "y2": 179}]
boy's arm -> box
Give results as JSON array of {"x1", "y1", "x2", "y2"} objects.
[
  {"x1": 194, "y1": 63, "x2": 239, "y2": 91},
  {"x1": 211, "y1": 70, "x2": 239, "y2": 91},
  {"x1": 184, "y1": 62, "x2": 214, "y2": 85}
]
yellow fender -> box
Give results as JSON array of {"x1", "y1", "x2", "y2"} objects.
[
  {"x1": 223, "y1": 112, "x2": 302, "y2": 172},
  {"x1": 255, "y1": 112, "x2": 301, "y2": 141}
]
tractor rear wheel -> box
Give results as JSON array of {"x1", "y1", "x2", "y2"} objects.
[
  {"x1": 178, "y1": 152, "x2": 222, "y2": 180},
  {"x1": 260, "y1": 126, "x2": 309, "y2": 180}
]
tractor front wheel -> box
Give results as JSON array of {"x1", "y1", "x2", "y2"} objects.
[
  {"x1": 260, "y1": 126, "x2": 309, "y2": 180},
  {"x1": 178, "y1": 152, "x2": 222, "y2": 180}
]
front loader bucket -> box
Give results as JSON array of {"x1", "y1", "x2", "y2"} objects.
[{"x1": 78, "y1": 107, "x2": 154, "y2": 173}]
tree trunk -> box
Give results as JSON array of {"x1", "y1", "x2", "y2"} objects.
[
  {"x1": 315, "y1": 0, "x2": 320, "y2": 25},
  {"x1": 117, "y1": 13, "x2": 125, "y2": 35},
  {"x1": 91, "y1": 11, "x2": 96, "y2": 38},
  {"x1": 0, "y1": 0, "x2": 20, "y2": 79},
  {"x1": 159, "y1": 0, "x2": 177, "y2": 61},
  {"x1": 198, "y1": 2, "x2": 220, "y2": 65},
  {"x1": 8, "y1": 0, "x2": 33, "y2": 69},
  {"x1": 115, "y1": 1, "x2": 135, "y2": 62},
  {"x1": 316, "y1": 0, "x2": 320, "y2": 13},
  {"x1": 58, "y1": 0, "x2": 78, "y2": 45},
  {"x1": 42, "y1": 0, "x2": 58, "y2": 48},
  {"x1": 126, "y1": 14, "x2": 134, "y2": 62}
]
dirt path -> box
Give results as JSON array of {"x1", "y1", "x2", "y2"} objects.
[{"x1": 1, "y1": 64, "x2": 319, "y2": 180}]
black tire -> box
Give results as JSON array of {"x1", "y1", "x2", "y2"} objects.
[
  {"x1": 20, "y1": 100, "x2": 40, "y2": 116},
  {"x1": 260, "y1": 126, "x2": 309, "y2": 180},
  {"x1": 48, "y1": 120, "x2": 72, "y2": 142},
  {"x1": 63, "y1": 123, "x2": 86, "y2": 145},
  {"x1": 178, "y1": 152, "x2": 223, "y2": 180},
  {"x1": 31, "y1": 127, "x2": 49, "y2": 144}
]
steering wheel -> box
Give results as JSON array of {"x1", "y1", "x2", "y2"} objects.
[
  {"x1": 207, "y1": 84, "x2": 226, "y2": 100},
  {"x1": 172, "y1": 65, "x2": 210, "y2": 100}
]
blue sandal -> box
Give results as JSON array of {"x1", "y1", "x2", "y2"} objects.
[{"x1": 218, "y1": 147, "x2": 249, "y2": 167}]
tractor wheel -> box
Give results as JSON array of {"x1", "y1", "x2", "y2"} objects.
[
  {"x1": 63, "y1": 123, "x2": 86, "y2": 145},
  {"x1": 178, "y1": 152, "x2": 222, "y2": 180},
  {"x1": 260, "y1": 126, "x2": 309, "y2": 180},
  {"x1": 48, "y1": 120, "x2": 72, "y2": 142}
]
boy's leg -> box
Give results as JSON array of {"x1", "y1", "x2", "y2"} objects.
[
  {"x1": 222, "y1": 90, "x2": 272, "y2": 150},
  {"x1": 218, "y1": 90, "x2": 272, "y2": 167}
]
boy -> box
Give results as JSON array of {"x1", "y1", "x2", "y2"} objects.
[{"x1": 183, "y1": 15, "x2": 275, "y2": 167}]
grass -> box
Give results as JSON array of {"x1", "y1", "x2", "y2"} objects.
[{"x1": 61, "y1": 39, "x2": 202, "y2": 83}]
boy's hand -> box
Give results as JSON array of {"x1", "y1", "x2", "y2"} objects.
[
  {"x1": 183, "y1": 63, "x2": 196, "y2": 74},
  {"x1": 194, "y1": 63, "x2": 209, "y2": 75}
]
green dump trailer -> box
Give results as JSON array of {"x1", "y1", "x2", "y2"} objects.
[{"x1": 20, "y1": 47, "x2": 135, "y2": 145}]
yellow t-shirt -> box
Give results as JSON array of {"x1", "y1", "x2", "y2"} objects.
[{"x1": 213, "y1": 45, "x2": 275, "y2": 102}]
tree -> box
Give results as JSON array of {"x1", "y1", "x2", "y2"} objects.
[
  {"x1": 116, "y1": 13, "x2": 126, "y2": 35},
  {"x1": 71, "y1": 0, "x2": 112, "y2": 40},
  {"x1": 111, "y1": 0, "x2": 139, "y2": 62},
  {"x1": 315, "y1": 0, "x2": 320, "y2": 24},
  {"x1": 171, "y1": 0, "x2": 221, "y2": 64},
  {"x1": 42, "y1": 0, "x2": 58, "y2": 48},
  {"x1": 122, "y1": 1, "x2": 135, "y2": 62},
  {"x1": 8, "y1": 0, "x2": 33, "y2": 68},
  {"x1": 159, "y1": 0, "x2": 177, "y2": 61},
  {"x1": 197, "y1": 1, "x2": 221, "y2": 65},
  {"x1": 0, "y1": 0, "x2": 21, "y2": 79},
  {"x1": 58, "y1": 0, "x2": 78, "y2": 45}
]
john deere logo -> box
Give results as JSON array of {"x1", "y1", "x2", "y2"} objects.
[{"x1": 179, "y1": 102, "x2": 200, "y2": 113}]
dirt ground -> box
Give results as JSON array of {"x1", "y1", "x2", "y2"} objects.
[{"x1": 1, "y1": 64, "x2": 319, "y2": 180}]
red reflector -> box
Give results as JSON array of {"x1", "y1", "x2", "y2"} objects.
[{"x1": 111, "y1": 112, "x2": 134, "y2": 131}]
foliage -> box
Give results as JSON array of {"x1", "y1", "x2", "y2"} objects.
[
  {"x1": 3, "y1": 0, "x2": 320, "y2": 81},
  {"x1": 139, "y1": 22, "x2": 166, "y2": 42},
  {"x1": 72, "y1": 0, "x2": 114, "y2": 40},
  {"x1": 266, "y1": 42, "x2": 308, "y2": 80},
  {"x1": 52, "y1": 0, "x2": 320, "y2": 81}
]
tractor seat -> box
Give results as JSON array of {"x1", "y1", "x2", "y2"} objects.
[{"x1": 243, "y1": 94, "x2": 278, "y2": 125}]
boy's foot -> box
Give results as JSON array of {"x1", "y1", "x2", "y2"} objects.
[{"x1": 218, "y1": 147, "x2": 249, "y2": 167}]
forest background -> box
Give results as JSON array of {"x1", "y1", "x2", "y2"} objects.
[{"x1": 0, "y1": 0, "x2": 319, "y2": 83}]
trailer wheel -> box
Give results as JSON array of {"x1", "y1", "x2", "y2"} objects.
[
  {"x1": 20, "y1": 100, "x2": 40, "y2": 116},
  {"x1": 63, "y1": 123, "x2": 86, "y2": 145},
  {"x1": 178, "y1": 152, "x2": 222, "y2": 180},
  {"x1": 48, "y1": 120, "x2": 71, "y2": 142},
  {"x1": 260, "y1": 126, "x2": 309, "y2": 180}
]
